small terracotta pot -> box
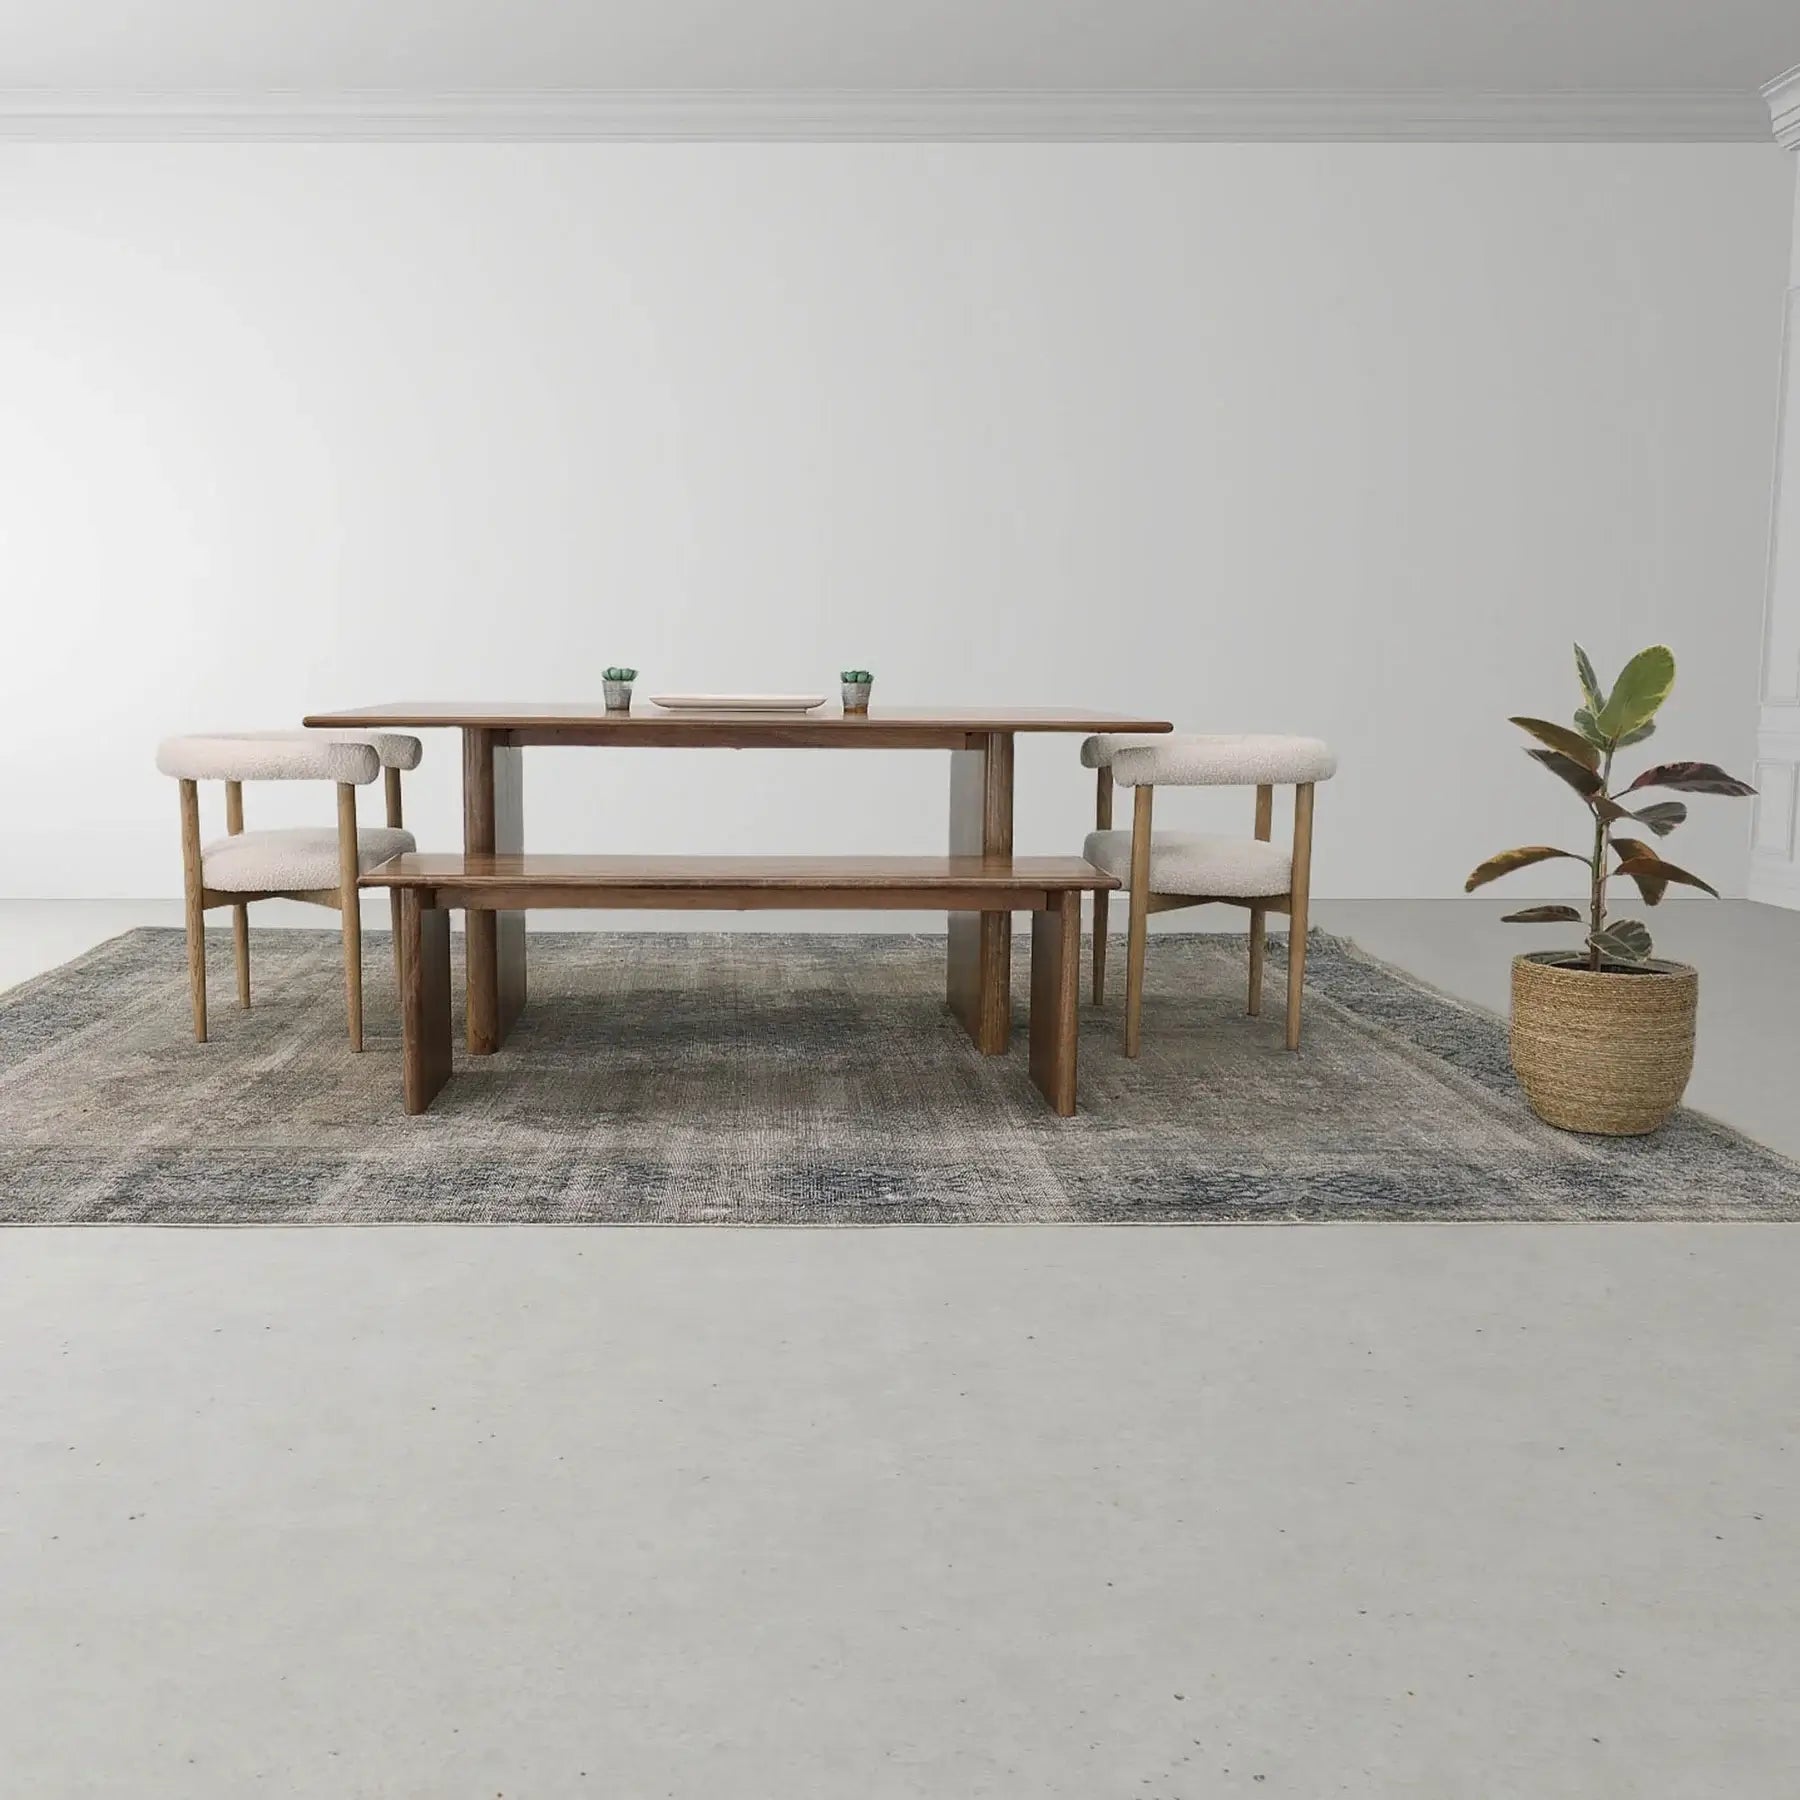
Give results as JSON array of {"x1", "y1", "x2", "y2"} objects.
[{"x1": 1509, "y1": 952, "x2": 1697, "y2": 1136}]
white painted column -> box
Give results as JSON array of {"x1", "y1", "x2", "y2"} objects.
[{"x1": 1752, "y1": 67, "x2": 1800, "y2": 907}]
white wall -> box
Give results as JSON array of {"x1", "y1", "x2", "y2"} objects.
[{"x1": 0, "y1": 143, "x2": 1791, "y2": 905}]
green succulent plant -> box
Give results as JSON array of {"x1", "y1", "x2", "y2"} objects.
[
  {"x1": 1466, "y1": 644, "x2": 1755, "y2": 972},
  {"x1": 840, "y1": 669, "x2": 873, "y2": 684},
  {"x1": 603, "y1": 666, "x2": 638, "y2": 683}
]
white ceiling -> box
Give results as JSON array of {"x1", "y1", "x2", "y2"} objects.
[{"x1": 0, "y1": 0, "x2": 1794, "y2": 96}]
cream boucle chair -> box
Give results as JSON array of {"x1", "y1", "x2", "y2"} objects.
[
  {"x1": 153, "y1": 730, "x2": 423, "y2": 1048},
  {"x1": 1080, "y1": 733, "x2": 1337, "y2": 1057}
]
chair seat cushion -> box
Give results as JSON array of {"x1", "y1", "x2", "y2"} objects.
[
  {"x1": 1083, "y1": 829, "x2": 1291, "y2": 898},
  {"x1": 202, "y1": 827, "x2": 416, "y2": 893}
]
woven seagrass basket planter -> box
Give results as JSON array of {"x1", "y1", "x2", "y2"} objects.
[{"x1": 1509, "y1": 953, "x2": 1698, "y2": 1136}]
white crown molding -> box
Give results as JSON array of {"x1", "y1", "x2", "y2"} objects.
[
  {"x1": 0, "y1": 87, "x2": 1778, "y2": 143},
  {"x1": 1766, "y1": 64, "x2": 1800, "y2": 150}
]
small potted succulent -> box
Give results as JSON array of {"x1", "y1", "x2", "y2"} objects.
[
  {"x1": 840, "y1": 669, "x2": 874, "y2": 713},
  {"x1": 602, "y1": 666, "x2": 638, "y2": 711},
  {"x1": 1466, "y1": 643, "x2": 1755, "y2": 1135}
]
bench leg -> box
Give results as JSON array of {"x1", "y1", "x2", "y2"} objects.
[
  {"x1": 1029, "y1": 892, "x2": 1081, "y2": 1117},
  {"x1": 399, "y1": 889, "x2": 452, "y2": 1115},
  {"x1": 464, "y1": 727, "x2": 527, "y2": 1054},
  {"x1": 947, "y1": 731, "x2": 1014, "y2": 1053}
]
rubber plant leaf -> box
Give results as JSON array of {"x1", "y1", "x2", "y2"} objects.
[
  {"x1": 1615, "y1": 720, "x2": 1656, "y2": 748},
  {"x1": 1614, "y1": 852, "x2": 1720, "y2": 900},
  {"x1": 1610, "y1": 837, "x2": 1667, "y2": 906},
  {"x1": 1621, "y1": 762, "x2": 1757, "y2": 798},
  {"x1": 1573, "y1": 643, "x2": 1606, "y2": 715},
  {"x1": 1588, "y1": 920, "x2": 1653, "y2": 963},
  {"x1": 1526, "y1": 747, "x2": 1603, "y2": 798},
  {"x1": 1500, "y1": 905, "x2": 1584, "y2": 923},
  {"x1": 1509, "y1": 716, "x2": 1600, "y2": 771},
  {"x1": 1629, "y1": 800, "x2": 1687, "y2": 837},
  {"x1": 1572, "y1": 707, "x2": 1609, "y2": 750},
  {"x1": 1594, "y1": 645, "x2": 1675, "y2": 741},
  {"x1": 1465, "y1": 846, "x2": 1586, "y2": 891}
]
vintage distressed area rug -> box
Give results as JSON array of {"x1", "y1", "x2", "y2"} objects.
[{"x1": 1, "y1": 928, "x2": 1794, "y2": 1223}]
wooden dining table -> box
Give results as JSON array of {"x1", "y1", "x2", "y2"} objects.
[{"x1": 301, "y1": 702, "x2": 1172, "y2": 1056}]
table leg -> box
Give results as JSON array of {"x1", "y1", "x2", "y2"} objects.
[
  {"x1": 947, "y1": 731, "x2": 1014, "y2": 1053},
  {"x1": 399, "y1": 889, "x2": 452, "y2": 1115},
  {"x1": 1029, "y1": 892, "x2": 1081, "y2": 1116},
  {"x1": 462, "y1": 727, "x2": 526, "y2": 1053}
]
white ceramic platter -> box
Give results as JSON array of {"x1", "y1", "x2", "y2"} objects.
[{"x1": 648, "y1": 693, "x2": 828, "y2": 712}]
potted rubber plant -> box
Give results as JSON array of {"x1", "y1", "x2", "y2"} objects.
[
  {"x1": 602, "y1": 666, "x2": 637, "y2": 711},
  {"x1": 1466, "y1": 643, "x2": 1755, "y2": 1135}
]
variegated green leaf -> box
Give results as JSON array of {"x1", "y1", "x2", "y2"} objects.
[
  {"x1": 1595, "y1": 645, "x2": 1675, "y2": 741},
  {"x1": 1572, "y1": 707, "x2": 1609, "y2": 750},
  {"x1": 1574, "y1": 643, "x2": 1606, "y2": 715},
  {"x1": 1589, "y1": 920, "x2": 1653, "y2": 963},
  {"x1": 1501, "y1": 905, "x2": 1584, "y2": 924}
]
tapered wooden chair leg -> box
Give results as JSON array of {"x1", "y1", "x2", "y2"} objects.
[
  {"x1": 1123, "y1": 785, "x2": 1153, "y2": 1058},
  {"x1": 384, "y1": 769, "x2": 406, "y2": 993},
  {"x1": 1091, "y1": 764, "x2": 1113, "y2": 1004},
  {"x1": 338, "y1": 782, "x2": 364, "y2": 1051},
  {"x1": 222, "y1": 778, "x2": 250, "y2": 1009},
  {"x1": 1247, "y1": 903, "x2": 1266, "y2": 1016},
  {"x1": 1285, "y1": 783, "x2": 1315, "y2": 1052},
  {"x1": 1091, "y1": 889, "x2": 1109, "y2": 1004},
  {"x1": 232, "y1": 904, "x2": 251, "y2": 1007},
  {"x1": 178, "y1": 778, "x2": 208, "y2": 1042}
]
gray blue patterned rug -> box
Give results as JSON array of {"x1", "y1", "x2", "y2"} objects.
[{"x1": 1, "y1": 928, "x2": 1793, "y2": 1223}]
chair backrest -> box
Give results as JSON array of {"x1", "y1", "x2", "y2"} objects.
[
  {"x1": 306, "y1": 728, "x2": 423, "y2": 771},
  {"x1": 155, "y1": 732, "x2": 381, "y2": 785},
  {"x1": 1110, "y1": 734, "x2": 1336, "y2": 789},
  {"x1": 1080, "y1": 733, "x2": 1174, "y2": 770}
]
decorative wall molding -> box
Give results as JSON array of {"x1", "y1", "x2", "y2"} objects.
[
  {"x1": 1766, "y1": 63, "x2": 1800, "y2": 151},
  {"x1": 1751, "y1": 276, "x2": 1800, "y2": 909},
  {"x1": 0, "y1": 87, "x2": 1779, "y2": 144}
]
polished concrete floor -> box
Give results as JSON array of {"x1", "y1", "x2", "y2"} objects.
[{"x1": 2, "y1": 900, "x2": 1797, "y2": 1798}]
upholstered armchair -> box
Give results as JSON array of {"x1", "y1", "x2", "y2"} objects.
[
  {"x1": 1080, "y1": 733, "x2": 1337, "y2": 1056},
  {"x1": 153, "y1": 730, "x2": 422, "y2": 1048}
]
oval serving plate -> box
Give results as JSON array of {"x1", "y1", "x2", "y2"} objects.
[{"x1": 648, "y1": 693, "x2": 828, "y2": 712}]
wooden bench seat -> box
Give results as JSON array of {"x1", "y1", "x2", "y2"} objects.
[{"x1": 365, "y1": 853, "x2": 1118, "y2": 1118}]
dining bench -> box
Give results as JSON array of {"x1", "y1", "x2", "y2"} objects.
[{"x1": 364, "y1": 853, "x2": 1120, "y2": 1117}]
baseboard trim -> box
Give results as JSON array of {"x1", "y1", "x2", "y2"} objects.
[{"x1": 0, "y1": 88, "x2": 1777, "y2": 143}]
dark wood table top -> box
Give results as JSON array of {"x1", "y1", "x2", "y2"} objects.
[{"x1": 304, "y1": 701, "x2": 1173, "y2": 737}]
